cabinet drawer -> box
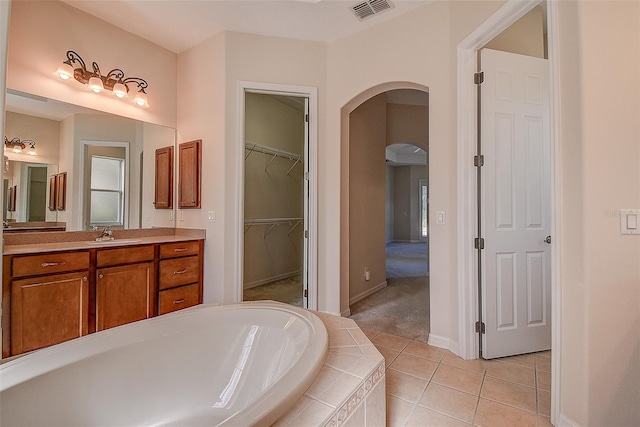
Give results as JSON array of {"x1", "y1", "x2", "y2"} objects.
[
  {"x1": 160, "y1": 241, "x2": 200, "y2": 259},
  {"x1": 12, "y1": 251, "x2": 90, "y2": 278},
  {"x1": 159, "y1": 256, "x2": 200, "y2": 290},
  {"x1": 97, "y1": 245, "x2": 155, "y2": 268},
  {"x1": 158, "y1": 283, "x2": 200, "y2": 315}
]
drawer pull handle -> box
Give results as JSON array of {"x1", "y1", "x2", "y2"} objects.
[
  {"x1": 41, "y1": 261, "x2": 66, "y2": 267},
  {"x1": 174, "y1": 248, "x2": 188, "y2": 252},
  {"x1": 173, "y1": 269, "x2": 188, "y2": 275},
  {"x1": 173, "y1": 298, "x2": 187, "y2": 304}
]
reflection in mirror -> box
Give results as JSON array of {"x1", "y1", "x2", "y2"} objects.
[{"x1": 4, "y1": 89, "x2": 176, "y2": 231}]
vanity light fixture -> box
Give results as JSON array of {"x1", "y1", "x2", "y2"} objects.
[
  {"x1": 57, "y1": 50, "x2": 149, "y2": 107},
  {"x1": 4, "y1": 137, "x2": 37, "y2": 156}
]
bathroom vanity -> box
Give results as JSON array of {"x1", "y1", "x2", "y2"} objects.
[{"x1": 2, "y1": 229, "x2": 205, "y2": 358}]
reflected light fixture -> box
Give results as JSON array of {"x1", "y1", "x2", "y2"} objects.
[
  {"x1": 4, "y1": 137, "x2": 37, "y2": 156},
  {"x1": 57, "y1": 50, "x2": 149, "y2": 107}
]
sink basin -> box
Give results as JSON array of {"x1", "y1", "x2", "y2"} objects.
[{"x1": 87, "y1": 239, "x2": 142, "y2": 245}]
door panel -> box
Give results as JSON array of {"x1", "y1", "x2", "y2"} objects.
[{"x1": 481, "y1": 48, "x2": 551, "y2": 359}]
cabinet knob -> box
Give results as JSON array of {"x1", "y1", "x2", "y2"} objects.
[
  {"x1": 98, "y1": 273, "x2": 104, "y2": 279},
  {"x1": 83, "y1": 276, "x2": 88, "y2": 281}
]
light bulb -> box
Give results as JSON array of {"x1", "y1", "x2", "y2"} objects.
[
  {"x1": 134, "y1": 91, "x2": 148, "y2": 107},
  {"x1": 88, "y1": 76, "x2": 104, "y2": 93},
  {"x1": 113, "y1": 82, "x2": 128, "y2": 98},
  {"x1": 57, "y1": 63, "x2": 73, "y2": 80}
]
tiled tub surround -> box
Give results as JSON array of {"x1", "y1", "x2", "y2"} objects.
[
  {"x1": 3, "y1": 227, "x2": 206, "y2": 254},
  {"x1": 274, "y1": 311, "x2": 386, "y2": 427}
]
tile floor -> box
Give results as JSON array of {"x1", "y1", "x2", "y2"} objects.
[{"x1": 361, "y1": 328, "x2": 552, "y2": 427}]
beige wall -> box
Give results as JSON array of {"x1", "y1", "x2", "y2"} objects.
[
  {"x1": 555, "y1": 2, "x2": 640, "y2": 425},
  {"x1": 331, "y1": 1, "x2": 503, "y2": 339},
  {"x1": 141, "y1": 122, "x2": 176, "y2": 229},
  {"x1": 5, "y1": 112, "x2": 60, "y2": 164},
  {"x1": 484, "y1": 5, "x2": 545, "y2": 59},
  {"x1": 386, "y1": 103, "x2": 429, "y2": 147},
  {"x1": 177, "y1": 31, "x2": 326, "y2": 304},
  {"x1": 243, "y1": 93, "x2": 304, "y2": 288},
  {"x1": 6, "y1": 1, "x2": 176, "y2": 128},
  {"x1": 391, "y1": 165, "x2": 428, "y2": 242},
  {"x1": 348, "y1": 93, "x2": 387, "y2": 303},
  {"x1": 58, "y1": 114, "x2": 141, "y2": 231}
]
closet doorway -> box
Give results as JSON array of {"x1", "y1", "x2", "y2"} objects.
[{"x1": 240, "y1": 84, "x2": 317, "y2": 309}]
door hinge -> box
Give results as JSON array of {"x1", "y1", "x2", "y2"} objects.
[
  {"x1": 474, "y1": 237, "x2": 485, "y2": 250},
  {"x1": 304, "y1": 171, "x2": 310, "y2": 180},
  {"x1": 304, "y1": 289, "x2": 308, "y2": 298},
  {"x1": 475, "y1": 321, "x2": 486, "y2": 334},
  {"x1": 305, "y1": 114, "x2": 309, "y2": 123},
  {"x1": 474, "y1": 155, "x2": 484, "y2": 167},
  {"x1": 304, "y1": 230, "x2": 309, "y2": 238},
  {"x1": 474, "y1": 71, "x2": 484, "y2": 85}
]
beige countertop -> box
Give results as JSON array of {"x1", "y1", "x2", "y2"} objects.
[{"x1": 3, "y1": 228, "x2": 206, "y2": 255}]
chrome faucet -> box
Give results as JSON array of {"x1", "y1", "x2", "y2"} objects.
[{"x1": 95, "y1": 225, "x2": 114, "y2": 241}]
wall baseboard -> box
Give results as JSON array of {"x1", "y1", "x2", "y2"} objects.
[
  {"x1": 340, "y1": 308, "x2": 352, "y2": 317},
  {"x1": 427, "y1": 333, "x2": 450, "y2": 350},
  {"x1": 557, "y1": 414, "x2": 582, "y2": 427},
  {"x1": 349, "y1": 281, "x2": 388, "y2": 306},
  {"x1": 243, "y1": 270, "x2": 301, "y2": 290}
]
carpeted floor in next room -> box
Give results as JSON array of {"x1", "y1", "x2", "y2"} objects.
[{"x1": 350, "y1": 242, "x2": 430, "y2": 343}]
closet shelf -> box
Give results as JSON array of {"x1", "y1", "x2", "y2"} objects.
[
  {"x1": 245, "y1": 142, "x2": 303, "y2": 175},
  {"x1": 244, "y1": 217, "x2": 303, "y2": 238}
]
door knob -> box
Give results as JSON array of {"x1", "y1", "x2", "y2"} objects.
[{"x1": 544, "y1": 236, "x2": 552, "y2": 244}]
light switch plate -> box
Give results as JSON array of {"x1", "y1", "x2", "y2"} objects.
[{"x1": 620, "y1": 209, "x2": 640, "y2": 235}]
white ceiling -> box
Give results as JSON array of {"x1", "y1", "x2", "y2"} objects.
[{"x1": 61, "y1": 0, "x2": 431, "y2": 54}]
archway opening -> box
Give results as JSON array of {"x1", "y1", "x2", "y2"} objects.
[{"x1": 340, "y1": 84, "x2": 429, "y2": 341}]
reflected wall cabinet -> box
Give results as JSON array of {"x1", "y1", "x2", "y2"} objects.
[
  {"x1": 48, "y1": 172, "x2": 67, "y2": 211},
  {"x1": 154, "y1": 146, "x2": 174, "y2": 209},
  {"x1": 178, "y1": 140, "x2": 202, "y2": 209}
]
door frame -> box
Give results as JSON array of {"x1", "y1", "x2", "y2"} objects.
[
  {"x1": 456, "y1": 0, "x2": 561, "y2": 423},
  {"x1": 236, "y1": 81, "x2": 318, "y2": 310}
]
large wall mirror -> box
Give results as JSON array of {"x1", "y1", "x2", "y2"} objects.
[{"x1": 4, "y1": 89, "x2": 176, "y2": 231}]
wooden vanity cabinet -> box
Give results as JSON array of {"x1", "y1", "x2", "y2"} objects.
[
  {"x1": 2, "y1": 239, "x2": 203, "y2": 357},
  {"x1": 4, "y1": 251, "x2": 90, "y2": 356},
  {"x1": 95, "y1": 246, "x2": 156, "y2": 331},
  {"x1": 158, "y1": 240, "x2": 203, "y2": 315}
]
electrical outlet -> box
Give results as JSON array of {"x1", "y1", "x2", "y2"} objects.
[
  {"x1": 179, "y1": 211, "x2": 184, "y2": 221},
  {"x1": 169, "y1": 211, "x2": 173, "y2": 221},
  {"x1": 364, "y1": 268, "x2": 370, "y2": 281},
  {"x1": 208, "y1": 211, "x2": 215, "y2": 222}
]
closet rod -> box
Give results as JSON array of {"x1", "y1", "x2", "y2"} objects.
[
  {"x1": 244, "y1": 217, "x2": 304, "y2": 237},
  {"x1": 245, "y1": 142, "x2": 303, "y2": 174}
]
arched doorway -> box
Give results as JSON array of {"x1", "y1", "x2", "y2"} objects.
[{"x1": 340, "y1": 83, "x2": 429, "y2": 341}]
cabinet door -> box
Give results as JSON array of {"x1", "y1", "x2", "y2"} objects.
[
  {"x1": 11, "y1": 271, "x2": 89, "y2": 355},
  {"x1": 178, "y1": 140, "x2": 201, "y2": 209},
  {"x1": 55, "y1": 172, "x2": 66, "y2": 211},
  {"x1": 96, "y1": 262, "x2": 154, "y2": 331},
  {"x1": 154, "y1": 146, "x2": 174, "y2": 209}
]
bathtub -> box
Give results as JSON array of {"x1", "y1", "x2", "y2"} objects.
[{"x1": 0, "y1": 301, "x2": 328, "y2": 426}]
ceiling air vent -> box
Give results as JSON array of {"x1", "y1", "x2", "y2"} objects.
[{"x1": 351, "y1": 0, "x2": 394, "y2": 21}]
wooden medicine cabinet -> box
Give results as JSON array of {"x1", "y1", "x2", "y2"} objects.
[{"x1": 178, "y1": 140, "x2": 202, "y2": 209}]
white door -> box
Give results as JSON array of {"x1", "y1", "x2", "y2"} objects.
[
  {"x1": 480, "y1": 48, "x2": 551, "y2": 359},
  {"x1": 303, "y1": 97, "x2": 310, "y2": 308}
]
